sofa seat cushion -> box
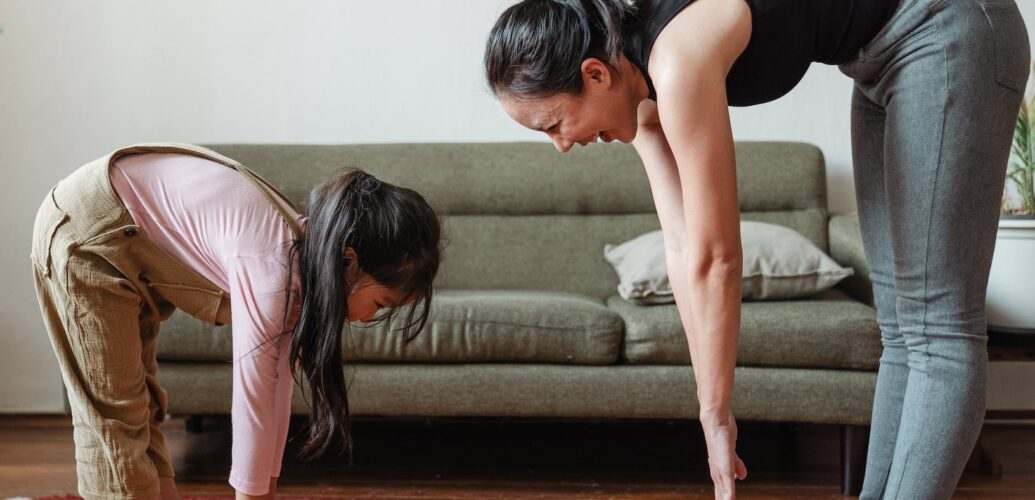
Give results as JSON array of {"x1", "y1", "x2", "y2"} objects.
[
  {"x1": 158, "y1": 290, "x2": 624, "y2": 365},
  {"x1": 608, "y1": 289, "x2": 881, "y2": 370}
]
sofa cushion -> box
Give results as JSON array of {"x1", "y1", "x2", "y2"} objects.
[
  {"x1": 157, "y1": 290, "x2": 624, "y2": 365},
  {"x1": 608, "y1": 289, "x2": 881, "y2": 370},
  {"x1": 435, "y1": 210, "x2": 827, "y2": 300},
  {"x1": 603, "y1": 222, "x2": 853, "y2": 304},
  {"x1": 160, "y1": 363, "x2": 876, "y2": 425}
]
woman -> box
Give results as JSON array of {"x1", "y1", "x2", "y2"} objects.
[
  {"x1": 484, "y1": 0, "x2": 1029, "y2": 498},
  {"x1": 30, "y1": 143, "x2": 441, "y2": 499}
]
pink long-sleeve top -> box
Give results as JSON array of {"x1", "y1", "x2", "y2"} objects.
[{"x1": 109, "y1": 152, "x2": 304, "y2": 495}]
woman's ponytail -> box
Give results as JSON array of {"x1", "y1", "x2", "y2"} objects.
[
  {"x1": 582, "y1": 0, "x2": 636, "y2": 65},
  {"x1": 484, "y1": 0, "x2": 640, "y2": 98}
]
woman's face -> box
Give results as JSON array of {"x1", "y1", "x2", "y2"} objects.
[
  {"x1": 343, "y1": 247, "x2": 408, "y2": 323},
  {"x1": 500, "y1": 57, "x2": 646, "y2": 153}
]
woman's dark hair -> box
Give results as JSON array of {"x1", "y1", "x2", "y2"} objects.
[
  {"x1": 288, "y1": 169, "x2": 441, "y2": 459},
  {"x1": 484, "y1": 0, "x2": 639, "y2": 98}
]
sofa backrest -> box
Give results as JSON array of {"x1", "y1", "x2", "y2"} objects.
[{"x1": 208, "y1": 142, "x2": 828, "y2": 299}]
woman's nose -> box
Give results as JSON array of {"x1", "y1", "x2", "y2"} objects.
[{"x1": 551, "y1": 136, "x2": 574, "y2": 153}]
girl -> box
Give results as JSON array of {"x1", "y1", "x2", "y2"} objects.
[
  {"x1": 484, "y1": 0, "x2": 1029, "y2": 498},
  {"x1": 31, "y1": 143, "x2": 441, "y2": 499}
]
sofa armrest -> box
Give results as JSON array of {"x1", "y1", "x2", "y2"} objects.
[{"x1": 829, "y1": 214, "x2": 874, "y2": 307}]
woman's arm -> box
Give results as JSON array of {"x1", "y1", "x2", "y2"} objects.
[
  {"x1": 635, "y1": 0, "x2": 751, "y2": 497},
  {"x1": 632, "y1": 97, "x2": 741, "y2": 422},
  {"x1": 633, "y1": 99, "x2": 747, "y2": 500},
  {"x1": 650, "y1": 0, "x2": 747, "y2": 423},
  {"x1": 631, "y1": 113, "x2": 702, "y2": 366},
  {"x1": 637, "y1": 0, "x2": 749, "y2": 425},
  {"x1": 648, "y1": 0, "x2": 750, "y2": 424}
]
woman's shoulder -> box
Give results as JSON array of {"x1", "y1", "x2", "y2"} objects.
[{"x1": 650, "y1": 0, "x2": 751, "y2": 74}]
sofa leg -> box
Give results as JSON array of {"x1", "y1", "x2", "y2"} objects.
[
  {"x1": 840, "y1": 424, "x2": 869, "y2": 496},
  {"x1": 185, "y1": 415, "x2": 204, "y2": 433}
]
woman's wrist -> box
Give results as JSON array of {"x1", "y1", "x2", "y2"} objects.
[{"x1": 699, "y1": 407, "x2": 734, "y2": 427}]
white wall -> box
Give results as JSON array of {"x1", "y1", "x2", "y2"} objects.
[{"x1": 1, "y1": 1, "x2": 1033, "y2": 412}]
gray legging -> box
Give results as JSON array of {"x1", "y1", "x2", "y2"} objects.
[{"x1": 838, "y1": 0, "x2": 1029, "y2": 498}]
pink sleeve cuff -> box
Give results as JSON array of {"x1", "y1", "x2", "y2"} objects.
[{"x1": 229, "y1": 471, "x2": 270, "y2": 496}]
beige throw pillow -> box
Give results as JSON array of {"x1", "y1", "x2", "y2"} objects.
[{"x1": 604, "y1": 221, "x2": 854, "y2": 304}]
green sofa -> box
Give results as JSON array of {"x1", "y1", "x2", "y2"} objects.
[{"x1": 155, "y1": 141, "x2": 879, "y2": 495}]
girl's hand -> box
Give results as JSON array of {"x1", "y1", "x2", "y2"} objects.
[
  {"x1": 159, "y1": 476, "x2": 181, "y2": 500},
  {"x1": 235, "y1": 477, "x2": 278, "y2": 500},
  {"x1": 701, "y1": 410, "x2": 748, "y2": 500}
]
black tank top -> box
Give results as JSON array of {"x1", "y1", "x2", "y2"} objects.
[{"x1": 626, "y1": 0, "x2": 899, "y2": 106}]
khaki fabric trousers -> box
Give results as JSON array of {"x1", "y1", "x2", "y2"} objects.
[
  {"x1": 32, "y1": 242, "x2": 176, "y2": 499},
  {"x1": 30, "y1": 144, "x2": 302, "y2": 499}
]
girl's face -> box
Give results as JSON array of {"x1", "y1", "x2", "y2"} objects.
[
  {"x1": 344, "y1": 247, "x2": 409, "y2": 323},
  {"x1": 500, "y1": 57, "x2": 647, "y2": 153},
  {"x1": 346, "y1": 274, "x2": 407, "y2": 323}
]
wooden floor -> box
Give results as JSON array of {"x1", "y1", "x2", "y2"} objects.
[{"x1": 2, "y1": 415, "x2": 1034, "y2": 499}]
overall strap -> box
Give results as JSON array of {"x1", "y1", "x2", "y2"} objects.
[
  {"x1": 112, "y1": 143, "x2": 305, "y2": 239},
  {"x1": 233, "y1": 165, "x2": 305, "y2": 239}
]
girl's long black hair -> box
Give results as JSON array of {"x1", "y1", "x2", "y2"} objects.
[
  {"x1": 288, "y1": 169, "x2": 441, "y2": 459},
  {"x1": 484, "y1": 0, "x2": 641, "y2": 98}
]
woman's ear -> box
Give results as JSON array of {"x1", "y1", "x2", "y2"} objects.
[{"x1": 581, "y1": 57, "x2": 614, "y2": 87}]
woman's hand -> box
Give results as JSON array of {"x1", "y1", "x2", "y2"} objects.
[{"x1": 701, "y1": 410, "x2": 748, "y2": 499}]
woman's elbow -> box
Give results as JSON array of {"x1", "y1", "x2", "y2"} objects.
[{"x1": 689, "y1": 252, "x2": 743, "y2": 281}]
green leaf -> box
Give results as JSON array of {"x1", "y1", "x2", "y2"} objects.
[
  {"x1": 1006, "y1": 76, "x2": 1035, "y2": 216},
  {"x1": 1028, "y1": 98, "x2": 1035, "y2": 165}
]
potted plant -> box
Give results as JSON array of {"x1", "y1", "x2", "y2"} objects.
[{"x1": 987, "y1": 62, "x2": 1035, "y2": 333}]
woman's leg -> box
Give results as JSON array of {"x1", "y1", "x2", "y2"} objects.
[
  {"x1": 33, "y1": 249, "x2": 173, "y2": 499},
  {"x1": 850, "y1": 85, "x2": 912, "y2": 500},
  {"x1": 851, "y1": 0, "x2": 1029, "y2": 497}
]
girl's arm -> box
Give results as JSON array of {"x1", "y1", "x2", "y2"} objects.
[
  {"x1": 225, "y1": 254, "x2": 296, "y2": 496},
  {"x1": 235, "y1": 477, "x2": 277, "y2": 500}
]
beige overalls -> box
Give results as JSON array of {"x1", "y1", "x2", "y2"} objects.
[{"x1": 30, "y1": 144, "x2": 303, "y2": 499}]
